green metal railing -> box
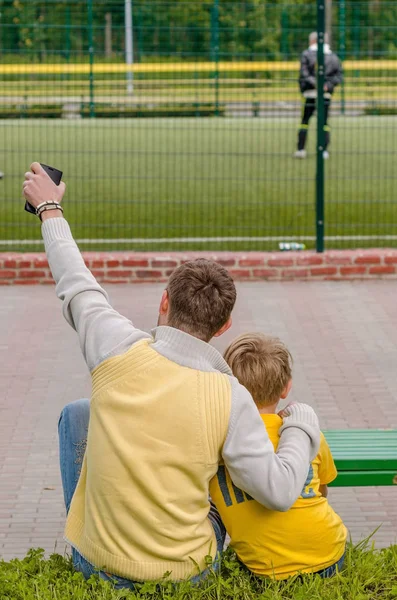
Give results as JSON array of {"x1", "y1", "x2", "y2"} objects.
[
  {"x1": 316, "y1": 0, "x2": 326, "y2": 253},
  {"x1": 0, "y1": 0, "x2": 396, "y2": 252}
]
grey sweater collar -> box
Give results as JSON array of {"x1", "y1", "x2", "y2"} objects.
[{"x1": 150, "y1": 326, "x2": 232, "y2": 374}]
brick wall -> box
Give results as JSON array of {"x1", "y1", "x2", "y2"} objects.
[{"x1": 1, "y1": 249, "x2": 397, "y2": 285}]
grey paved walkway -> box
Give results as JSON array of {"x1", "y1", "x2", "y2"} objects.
[{"x1": 1, "y1": 281, "x2": 396, "y2": 560}]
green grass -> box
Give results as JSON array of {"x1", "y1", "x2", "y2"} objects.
[
  {"x1": 1, "y1": 543, "x2": 397, "y2": 600},
  {"x1": 1, "y1": 116, "x2": 396, "y2": 251}
]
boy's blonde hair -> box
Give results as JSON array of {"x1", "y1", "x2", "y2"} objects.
[{"x1": 224, "y1": 333, "x2": 292, "y2": 407}]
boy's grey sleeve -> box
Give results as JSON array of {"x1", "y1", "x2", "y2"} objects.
[
  {"x1": 42, "y1": 218, "x2": 150, "y2": 371},
  {"x1": 222, "y1": 378, "x2": 320, "y2": 511}
]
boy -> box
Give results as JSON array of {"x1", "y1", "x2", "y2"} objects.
[{"x1": 210, "y1": 333, "x2": 347, "y2": 579}]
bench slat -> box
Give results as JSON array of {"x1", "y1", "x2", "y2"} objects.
[
  {"x1": 323, "y1": 429, "x2": 397, "y2": 486},
  {"x1": 328, "y1": 470, "x2": 397, "y2": 487}
]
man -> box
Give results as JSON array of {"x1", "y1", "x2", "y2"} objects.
[
  {"x1": 295, "y1": 32, "x2": 343, "y2": 160},
  {"x1": 23, "y1": 163, "x2": 320, "y2": 588}
]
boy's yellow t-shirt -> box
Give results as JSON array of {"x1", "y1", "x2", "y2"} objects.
[{"x1": 209, "y1": 414, "x2": 347, "y2": 579}]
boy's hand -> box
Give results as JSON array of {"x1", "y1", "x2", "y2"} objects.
[
  {"x1": 319, "y1": 484, "x2": 328, "y2": 498},
  {"x1": 23, "y1": 162, "x2": 66, "y2": 209},
  {"x1": 278, "y1": 402, "x2": 297, "y2": 419},
  {"x1": 279, "y1": 403, "x2": 320, "y2": 460},
  {"x1": 279, "y1": 402, "x2": 319, "y2": 430}
]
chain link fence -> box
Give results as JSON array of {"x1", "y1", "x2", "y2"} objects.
[{"x1": 0, "y1": 0, "x2": 396, "y2": 251}]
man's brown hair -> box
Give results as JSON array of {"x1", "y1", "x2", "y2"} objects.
[
  {"x1": 224, "y1": 333, "x2": 292, "y2": 407},
  {"x1": 166, "y1": 259, "x2": 236, "y2": 341}
]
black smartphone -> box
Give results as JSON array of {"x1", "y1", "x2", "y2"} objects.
[{"x1": 24, "y1": 163, "x2": 63, "y2": 215}]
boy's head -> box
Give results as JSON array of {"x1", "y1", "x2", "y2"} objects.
[
  {"x1": 158, "y1": 259, "x2": 236, "y2": 342},
  {"x1": 224, "y1": 333, "x2": 292, "y2": 409}
]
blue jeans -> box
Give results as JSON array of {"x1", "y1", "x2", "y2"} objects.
[
  {"x1": 58, "y1": 398, "x2": 226, "y2": 590},
  {"x1": 315, "y1": 551, "x2": 346, "y2": 578}
]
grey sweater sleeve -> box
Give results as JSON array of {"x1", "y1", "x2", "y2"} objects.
[
  {"x1": 222, "y1": 378, "x2": 320, "y2": 511},
  {"x1": 42, "y1": 218, "x2": 150, "y2": 371}
]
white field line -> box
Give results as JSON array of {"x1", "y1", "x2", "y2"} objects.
[{"x1": 2, "y1": 235, "x2": 397, "y2": 246}]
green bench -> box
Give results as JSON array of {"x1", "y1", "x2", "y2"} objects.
[{"x1": 324, "y1": 429, "x2": 397, "y2": 487}]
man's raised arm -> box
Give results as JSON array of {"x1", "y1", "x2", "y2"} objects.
[{"x1": 23, "y1": 162, "x2": 149, "y2": 371}]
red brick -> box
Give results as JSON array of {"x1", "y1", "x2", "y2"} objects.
[
  {"x1": 136, "y1": 270, "x2": 163, "y2": 279},
  {"x1": 91, "y1": 260, "x2": 104, "y2": 268},
  {"x1": 19, "y1": 270, "x2": 46, "y2": 278},
  {"x1": 296, "y1": 255, "x2": 323, "y2": 266},
  {"x1": 369, "y1": 266, "x2": 395, "y2": 275},
  {"x1": 14, "y1": 279, "x2": 41, "y2": 285},
  {"x1": 0, "y1": 270, "x2": 17, "y2": 279},
  {"x1": 281, "y1": 269, "x2": 309, "y2": 278},
  {"x1": 310, "y1": 266, "x2": 338, "y2": 276},
  {"x1": 229, "y1": 269, "x2": 251, "y2": 278},
  {"x1": 15, "y1": 260, "x2": 32, "y2": 268},
  {"x1": 4, "y1": 260, "x2": 17, "y2": 268},
  {"x1": 239, "y1": 258, "x2": 265, "y2": 267},
  {"x1": 340, "y1": 266, "x2": 367, "y2": 276},
  {"x1": 106, "y1": 270, "x2": 132, "y2": 278},
  {"x1": 122, "y1": 259, "x2": 149, "y2": 267},
  {"x1": 33, "y1": 258, "x2": 49, "y2": 268},
  {"x1": 106, "y1": 260, "x2": 120, "y2": 268},
  {"x1": 355, "y1": 254, "x2": 381, "y2": 265},
  {"x1": 132, "y1": 279, "x2": 168, "y2": 284},
  {"x1": 252, "y1": 269, "x2": 279, "y2": 278},
  {"x1": 151, "y1": 259, "x2": 178, "y2": 268},
  {"x1": 0, "y1": 281, "x2": 11, "y2": 285},
  {"x1": 91, "y1": 270, "x2": 105, "y2": 278},
  {"x1": 268, "y1": 258, "x2": 294, "y2": 267},
  {"x1": 136, "y1": 279, "x2": 168, "y2": 284},
  {"x1": 384, "y1": 255, "x2": 397, "y2": 265},
  {"x1": 326, "y1": 253, "x2": 353, "y2": 265},
  {"x1": 214, "y1": 258, "x2": 236, "y2": 267},
  {"x1": 102, "y1": 279, "x2": 130, "y2": 284}
]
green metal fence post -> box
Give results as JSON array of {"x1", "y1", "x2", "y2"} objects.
[
  {"x1": 316, "y1": 0, "x2": 326, "y2": 253},
  {"x1": 137, "y1": 6, "x2": 143, "y2": 59},
  {"x1": 339, "y1": 0, "x2": 345, "y2": 114},
  {"x1": 353, "y1": 5, "x2": 360, "y2": 78},
  {"x1": 88, "y1": 0, "x2": 95, "y2": 118},
  {"x1": 211, "y1": 0, "x2": 220, "y2": 116},
  {"x1": 281, "y1": 9, "x2": 289, "y2": 60},
  {"x1": 65, "y1": 5, "x2": 71, "y2": 63}
]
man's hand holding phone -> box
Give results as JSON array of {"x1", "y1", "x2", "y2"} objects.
[{"x1": 23, "y1": 162, "x2": 66, "y2": 221}]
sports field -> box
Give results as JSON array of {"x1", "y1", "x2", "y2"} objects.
[{"x1": 1, "y1": 116, "x2": 396, "y2": 251}]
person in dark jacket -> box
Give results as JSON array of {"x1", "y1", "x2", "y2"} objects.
[{"x1": 295, "y1": 32, "x2": 343, "y2": 159}]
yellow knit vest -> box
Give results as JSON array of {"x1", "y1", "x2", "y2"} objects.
[{"x1": 64, "y1": 339, "x2": 231, "y2": 581}]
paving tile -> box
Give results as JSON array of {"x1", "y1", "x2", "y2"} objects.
[{"x1": 1, "y1": 281, "x2": 397, "y2": 560}]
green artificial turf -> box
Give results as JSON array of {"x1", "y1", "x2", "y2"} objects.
[{"x1": 1, "y1": 116, "x2": 396, "y2": 251}]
